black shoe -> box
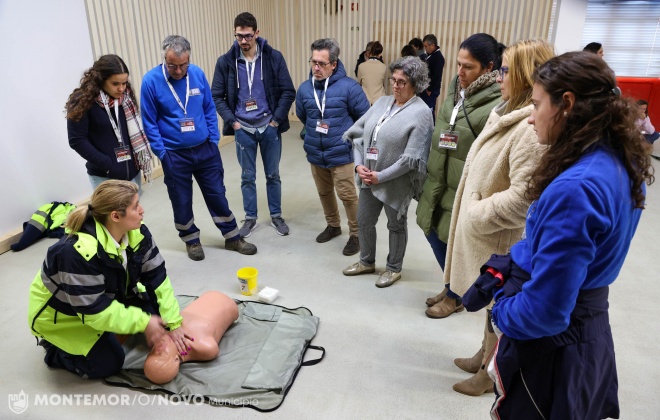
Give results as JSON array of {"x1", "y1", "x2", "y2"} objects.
[
  {"x1": 342, "y1": 235, "x2": 360, "y2": 256},
  {"x1": 226, "y1": 238, "x2": 257, "y2": 255},
  {"x1": 186, "y1": 242, "x2": 205, "y2": 261},
  {"x1": 316, "y1": 225, "x2": 342, "y2": 243}
]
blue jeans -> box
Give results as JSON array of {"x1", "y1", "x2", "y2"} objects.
[
  {"x1": 425, "y1": 228, "x2": 447, "y2": 271},
  {"x1": 234, "y1": 125, "x2": 282, "y2": 219},
  {"x1": 89, "y1": 172, "x2": 142, "y2": 196}
]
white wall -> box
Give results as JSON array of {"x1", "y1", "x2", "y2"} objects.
[
  {"x1": 0, "y1": 0, "x2": 94, "y2": 237},
  {"x1": 552, "y1": 0, "x2": 589, "y2": 54}
]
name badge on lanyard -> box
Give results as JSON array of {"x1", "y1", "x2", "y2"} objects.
[
  {"x1": 439, "y1": 130, "x2": 459, "y2": 149},
  {"x1": 162, "y1": 63, "x2": 192, "y2": 133},
  {"x1": 245, "y1": 98, "x2": 258, "y2": 111},
  {"x1": 114, "y1": 145, "x2": 132, "y2": 162},
  {"x1": 366, "y1": 147, "x2": 379, "y2": 161},
  {"x1": 316, "y1": 120, "x2": 329, "y2": 134},
  {"x1": 245, "y1": 60, "x2": 259, "y2": 112},
  {"x1": 312, "y1": 77, "x2": 330, "y2": 134},
  {"x1": 100, "y1": 91, "x2": 132, "y2": 162},
  {"x1": 439, "y1": 92, "x2": 464, "y2": 150},
  {"x1": 180, "y1": 117, "x2": 195, "y2": 132}
]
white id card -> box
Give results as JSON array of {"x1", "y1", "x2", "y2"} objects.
[
  {"x1": 439, "y1": 130, "x2": 459, "y2": 149},
  {"x1": 245, "y1": 98, "x2": 258, "y2": 111},
  {"x1": 180, "y1": 118, "x2": 195, "y2": 133},
  {"x1": 366, "y1": 147, "x2": 379, "y2": 161},
  {"x1": 315, "y1": 120, "x2": 329, "y2": 134}
]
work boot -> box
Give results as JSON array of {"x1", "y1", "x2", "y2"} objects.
[
  {"x1": 452, "y1": 312, "x2": 498, "y2": 396},
  {"x1": 225, "y1": 238, "x2": 257, "y2": 255},
  {"x1": 342, "y1": 235, "x2": 360, "y2": 256},
  {"x1": 425, "y1": 296, "x2": 464, "y2": 318},
  {"x1": 316, "y1": 225, "x2": 342, "y2": 243},
  {"x1": 186, "y1": 242, "x2": 205, "y2": 261},
  {"x1": 425, "y1": 285, "x2": 449, "y2": 307}
]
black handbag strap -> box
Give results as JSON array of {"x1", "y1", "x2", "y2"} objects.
[{"x1": 462, "y1": 102, "x2": 478, "y2": 138}]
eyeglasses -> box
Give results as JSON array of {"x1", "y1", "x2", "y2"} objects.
[
  {"x1": 388, "y1": 77, "x2": 408, "y2": 88},
  {"x1": 166, "y1": 63, "x2": 189, "y2": 71},
  {"x1": 235, "y1": 33, "x2": 255, "y2": 42},
  {"x1": 498, "y1": 66, "x2": 509, "y2": 78},
  {"x1": 309, "y1": 59, "x2": 332, "y2": 68}
]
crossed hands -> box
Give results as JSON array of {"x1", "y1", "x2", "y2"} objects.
[{"x1": 356, "y1": 165, "x2": 379, "y2": 186}]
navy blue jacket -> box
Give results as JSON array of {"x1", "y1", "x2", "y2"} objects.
[
  {"x1": 296, "y1": 60, "x2": 370, "y2": 168},
  {"x1": 212, "y1": 38, "x2": 296, "y2": 136},
  {"x1": 68, "y1": 101, "x2": 140, "y2": 181}
]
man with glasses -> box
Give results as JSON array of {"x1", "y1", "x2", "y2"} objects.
[
  {"x1": 295, "y1": 38, "x2": 369, "y2": 256},
  {"x1": 141, "y1": 35, "x2": 257, "y2": 261},
  {"x1": 212, "y1": 12, "x2": 295, "y2": 239}
]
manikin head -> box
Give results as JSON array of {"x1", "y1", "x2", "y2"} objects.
[{"x1": 144, "y1": 335, "x2": 181, "y2": 384}]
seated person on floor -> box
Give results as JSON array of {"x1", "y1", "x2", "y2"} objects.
[
  {"x1": 144, "y1": 291, "x2": 239, "y2": 384},
  {"x1": 636, "y1": 99, "x2": 659, "y2": 144}
]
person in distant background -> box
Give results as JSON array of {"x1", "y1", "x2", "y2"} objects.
[
  {"x1": 354, "y1": 41, "x2": 383, "y2": 77},
  {"x1": 66, "y1": 54, "x2": 152, "y2": 193},
  {"x1": 420, "y1": 34, "x2": 446, "y2": 117},
  {"x1": 409, "y1": 38, "x2": 425, "y2": 58},
  {"x1": 358, "y1": 41, "x2": 387, "y2": 105},
  {"x1": 401, "y1": 45, "x2": 416, "y2": 57},
  {"x1": 636, "y1": 99, "x2": 659, "y2": 144},
  {"x1": 583, "y1": 42, "x2": 604, "y2": 58}
]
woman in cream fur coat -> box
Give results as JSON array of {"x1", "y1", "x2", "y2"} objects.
[{"x1": 437, "y1": 39, "x2": 555, "y2": 397}]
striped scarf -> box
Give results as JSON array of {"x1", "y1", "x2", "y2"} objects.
[{"x1": 97, "y1": 91, "x2": 153, "y2": 183}]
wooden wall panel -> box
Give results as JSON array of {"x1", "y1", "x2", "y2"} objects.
[{"x1": 85, "y1": 0, "x2": 553, "y2": 135}]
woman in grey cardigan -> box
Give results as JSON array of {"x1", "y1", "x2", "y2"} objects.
[{"x1": 342, "y1": 56, "x2": 433, "y2": 287}]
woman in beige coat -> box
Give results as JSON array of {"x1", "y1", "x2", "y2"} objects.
[{"x1": 435, "y1": 39, "x2": 555, "y2": 396}]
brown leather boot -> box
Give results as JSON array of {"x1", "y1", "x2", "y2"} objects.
[
  {"x1": 454, "y1": 347, "x2": 483, "y2": 374},
  {"x1": 452, "y1": 364, "x2": 494, "y2": 396},
  {"x1": 452, "y1": 312, "x2": 498, "y2": 396},
  {"x1": 425, "y1": 296, "x2": 464, "y2": 318},
  {"x1": 454, "y1": 313, "x2": 491, "y2": 373},
  {"x1": 425, "y1": 285, "x2": 448, "y2": 307}
]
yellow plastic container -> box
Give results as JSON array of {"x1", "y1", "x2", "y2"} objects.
[{"x1": 237, "y1": 267, "x2": 258, "y2": 296}]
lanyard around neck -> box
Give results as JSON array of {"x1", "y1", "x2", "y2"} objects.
[
  {"x1": 100, "y1": 91, "x2": 123, "y2": 145},
  {"x1": 162, "y1": 63, "x2": 189, "y2": 116},
  {"x1": 449, "y1": 90, "x2": 465, "y2": 129},
  {"x1": 371, "y1": 98, "x2": 405, "y2": 146},
  {"x1": 243, "y1": 46, "x2": 259, "y2": 97},
  {"x1": 312, "y1": 77, "x2": 330, "y2": 119}
]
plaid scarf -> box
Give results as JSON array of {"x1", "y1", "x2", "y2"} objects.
[{"x1": 97, "y1": 91, "x2": 153, "y2": 183}]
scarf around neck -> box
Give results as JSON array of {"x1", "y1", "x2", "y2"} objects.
[
  {"x1": 453, "y1": 70, "x2": 499, "y2": 104},
  {"x1": 96, "y1": 91, "x2": 153, "y2": 183}
]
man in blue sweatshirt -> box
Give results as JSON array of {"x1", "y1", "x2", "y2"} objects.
[
  {"x1": 141, "y1": 35, "x2": 256, "y2": 261},
  {"x1": 212, "y1": 12, "x2": 296, "y2": 239}
]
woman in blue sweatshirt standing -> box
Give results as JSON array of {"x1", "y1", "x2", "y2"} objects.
[
  {"x1": 489, "y1": 52, "x2": 654, "y2": 419},
  {"x1": 66, "y1": 55, "x2": 152, "y2": 192}
]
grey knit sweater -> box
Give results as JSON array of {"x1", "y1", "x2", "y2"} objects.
[{"x1": 343, "y1": 95, "x2": 433, "y2": 218}]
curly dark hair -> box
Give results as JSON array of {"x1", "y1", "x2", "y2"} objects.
[
  {"x1": 527, "y1": 51, "x2": 654, "y2": 209},
  {"x1": 65, "y1": 54, "x2": 136, "y2": 122}
]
